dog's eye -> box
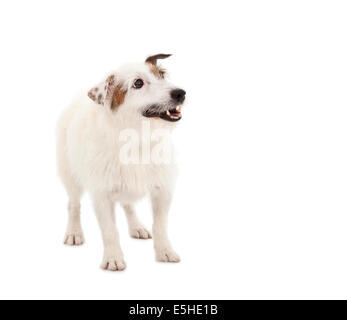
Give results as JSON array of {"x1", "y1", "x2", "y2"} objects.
[{"x1": 133, "y1": 79, "x2": 144, "y2": 89}]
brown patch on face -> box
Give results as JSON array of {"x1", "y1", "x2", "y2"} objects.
[{"x1": 111, "y1": 83, "x2": 127, "y2": 110}]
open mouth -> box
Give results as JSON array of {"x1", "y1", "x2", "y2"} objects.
[{"x1": 142, "y1": 105, "x2": 182, "y2": 122}]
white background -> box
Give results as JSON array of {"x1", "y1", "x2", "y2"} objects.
[{"x1": 0, "y1": 0, "x2": 346, "y2": 299}]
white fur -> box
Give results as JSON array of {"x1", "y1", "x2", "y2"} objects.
[{"x1": 57, "y1": 61, "x2": 182, "y2": 271}]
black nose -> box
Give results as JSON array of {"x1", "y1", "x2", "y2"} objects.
[{"x1": 170, "y1": 89, "x2": 186, "y2": 103}]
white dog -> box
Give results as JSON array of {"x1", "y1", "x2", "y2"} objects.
[{"x1": 57, "y1": 54, "x2": 186, "y2": 271}]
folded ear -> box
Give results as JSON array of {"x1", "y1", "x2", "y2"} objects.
[
  {"x1": 88, "y1": 74, "x2": 126, "y2": 110},
  {"x1": 145, "y1": 53, "x2": 172, "y2": 66}
]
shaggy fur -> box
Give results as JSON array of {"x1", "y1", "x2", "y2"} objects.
[{"x1": 57, "y1": 55, "x2": 185, "y2": 271}]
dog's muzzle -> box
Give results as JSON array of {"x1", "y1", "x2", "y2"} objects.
[
  {"x1": 143, "y1": 105, "x2": 182, "y2": 122},
  {"x1": 142, "y1": 89, "x2": 186, "y2": 122}
]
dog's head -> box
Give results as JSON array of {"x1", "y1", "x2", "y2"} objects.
[{"x1": 88, "y1": 54, "x2": 186, "y2": 122}]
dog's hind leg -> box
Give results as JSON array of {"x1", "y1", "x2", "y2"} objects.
[
  {"x1": 122, "y1": 204, "x2": 152, "y2": 239},
  {"x1": 57, "y1": 148, "x2": 84, "y2": 245},
  {"x1": 64, "y1": 189, "x2": 84, "y2": 246},
  {"x1": 57, "y1": 115, "x2": 85, "y2": 246},
  {"x1": 61, "y1": 177, "x2": 85, "y2": 246}
]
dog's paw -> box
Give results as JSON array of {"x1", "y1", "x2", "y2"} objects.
[
  {"x1": 64, "y1": 233, "x2": 85, "y2": 246},
  {"x1": 101, "y1": 255, "x2": 126, "y2": 272},
  {"x1": 155, "y1": 247, "x2": 181, "y2": 263},
  {"x1": 129, "y1": 225, "x2": 152, "y2": 240}
]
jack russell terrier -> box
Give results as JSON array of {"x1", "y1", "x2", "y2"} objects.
[{"x1": 57, "y1": 54, "x2": 186, "y2": 271}]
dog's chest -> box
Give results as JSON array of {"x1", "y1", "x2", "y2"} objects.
[
  {"x1": 108, "y1": 162, "x2": 176, "y2": 202},
  {"x1": 69, "y1": 118, "x2": 177, "y2": 198}
]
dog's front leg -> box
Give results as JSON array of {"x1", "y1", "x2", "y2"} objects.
[
  {"x1": 92, "y1": 193, "x2": 126, "y2": 271},
  {"x1": 151, "y1": 189, "x2": 180, "y2": 263}
]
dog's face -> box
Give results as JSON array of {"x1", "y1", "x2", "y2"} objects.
[{"x1": 88, "y1": 54, "x2": 186, "y2": 122}]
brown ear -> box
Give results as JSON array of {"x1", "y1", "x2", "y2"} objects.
[
  {"x1": 145, "y1": 53, "x2": 172, "y2": 66},
  {"x1": 88, "y1": 74, "x2": 127, "y2": 110}
]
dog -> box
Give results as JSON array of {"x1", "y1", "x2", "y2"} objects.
[{"x1": 56, "y1": 54, "x2": 186, "y2": 271}]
